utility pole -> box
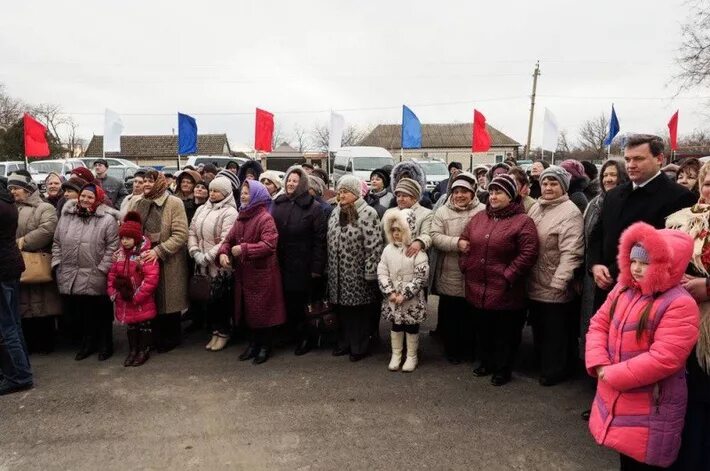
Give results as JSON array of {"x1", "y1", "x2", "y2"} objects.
[{"x1": 525, "y1": 61, "x2": 541, "y2": 158}]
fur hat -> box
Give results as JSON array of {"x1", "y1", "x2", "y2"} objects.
[
  {"x1": 336, "y1": 175, "x2": 362, "y2": 198},
  {"x1": 308, "y1": 175, "x2": 326, "y2": 196},
  {"x1": 394, "y1": 177, "x2": 422, "y2": 200},
  {"x1": 370, "y1": 168, "x2": 391, "y2": 189},
  {"x1": 237, "y1": 160, "x2": 264, "y2": 183},
  {"x1": 540, "y1": 165, "x2": 572, "y2": 193},
  {"x1": 487, "y1": 174, "x2": 518, "y2": 200},
  {"x1": 209, "y1": 177, "x2": 233, "y2": 197},
  {"x1": 119, "y1": 211, "x2": 143, "y2": 243},
  {"x1": 260, "y1": 170, "x2": 284, "y2": 190},
  {"x1": 383, "y1": 208, "x2": 416, "y2": 246},
  {"x1": 390, "y1": 160, "x2": 427, "y2": 193}
]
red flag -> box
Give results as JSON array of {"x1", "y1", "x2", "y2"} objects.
[
  {"x1": 668, "y1": 110, "x2": 679, "y2": 151},
  {"x1": 254, "y1": 108, "x2": 274, "y2": 152},
  {"x1": 472, "y1": 110, "x2": 491, "y2": 152},
  {"x1": 23, "y1": 113, "x2": 50, "y2": 158}
]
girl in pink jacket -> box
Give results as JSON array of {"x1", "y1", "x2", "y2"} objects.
[
  {"x1": 107, "y1": 211, "x2": 160, "y2": 367},
  {"x1": 586, "y1": 222, "x2": 699, "y2": 469}
]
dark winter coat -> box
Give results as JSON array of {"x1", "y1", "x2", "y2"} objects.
[
  {"x1": 219, "y1": 203, "x2": 286, "y2": 329},
  {"x1": 459, "y1": 201, "x2": 539, "y2": 310},
  {"x1": 365, "y1": 188, "x2": 394, "y2": 219},
  {"x1": 97, "y1": 174, "x2": 128, "y2": 208},
  {"x1": 568, "y1": 176, "x2": 590, "y2": 213},
  {"x1": 0, "y1": 198, "x2": 24, "y2": 283}
]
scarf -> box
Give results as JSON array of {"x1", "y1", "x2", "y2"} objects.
[
  {"x1": 339, "y1": 199, "x2": 363, "y2": 227},
  {"x1": 485, "y1": 199, "x2": 523, "y2": 219},
  {"x1": 145, "y1": 173, "x2": 168, "y2": 200}
]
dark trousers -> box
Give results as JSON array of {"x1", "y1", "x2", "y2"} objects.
[
  {"x1": 594, "y1": 285, "x2": 611, "y2": 313},
  {"x1": 529, "y1": 300, "x2": 578, "y2": 381},
  {"x1": 337, "y1": 304, "x2": 372, "y2": 355},
  {"x1": 21, "y1": 316, "x2": 57, "y2": 354},
  {"x1": 474, "y1": 307, "x2": 525, "y2": 374},
  {"x1": 153, "y1": 312, "x2": 182, "y2": 352},
  {"x1": 284, "y1": 290, "x2": 309, "y2": 342},
  {"x1": 0, "y1": 280, "x2": 32, "y2": 387},
  {"x1": 439, "y1": 295, "x2": 474, "y2": 361},
  {"x1": 206, "y1": 299, "x2": 231, "y2": 335},
  {"x1": 64, "y1": 295, "x2": 113, "y2": 354},
  {"x1": 619, "y1": 454, "x2": 664, "y2": 470}
]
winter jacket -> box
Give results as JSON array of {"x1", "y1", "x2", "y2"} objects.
[
  {"x1": 16, "y1": 191, "x2": 61, "y2": 317},
  {"x1": 218, "y1": 203, "x2": 286, "y2": 329},
  {"x1": 378, "y1": 210, "x2": 429, "y2": 325},
  {"x1": 97, "y1": 174, "x2": 128, "y2": 208},
  {"x1": 52, "y1": 200, "x2": 119, "y2": 296},
  {"x1": 107, "y1": 237, "x2": 160, "y2": 324},
  {"x1": 365, "y1": 188, "x2": 394, "y2": 219},
  {"x1": 328, "y1": 199, "x2": 383, "y2": 306},
  {"x1": 382, "y1": 203, "x2": 433, "y2": 250},
  {"x1": 459, "y1": 201, "x2": 539, "y2": 311},
  {"x1": 0, "y1": 199, "x2": 24, "y2": 283},
  {"x1": 568, "y1": 176, "x2": 590, "y2": 213},
  {"x1": 188, "y1": 194, "x2": 238, "y2": 278},
  {"x1": 430, "y1": 198, "x2": 484, "y2": 297},
  {"x1": 527, "y1": 195, "x2": 584, "y2": 303},
  {"x1": 586, "y1": 222, "x2": 699, "y2": 467},
  {"x1": 272, "y1": 168, "x2": 326, "y2": 294}
]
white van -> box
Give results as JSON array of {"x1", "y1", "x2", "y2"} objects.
[{"x1": 332, "y1": 146, "x2": 395, "y2": 184}]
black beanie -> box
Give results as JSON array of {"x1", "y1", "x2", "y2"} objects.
[{"x1": 370, "y1": 168, "x2": 391, "y2": 189}]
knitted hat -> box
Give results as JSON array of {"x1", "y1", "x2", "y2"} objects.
[
  {"x1": 209, "y1": 177, "x2": 233, "y2": 197},
  {"x1": 450, "y1": 171, "x2": 477, "y2": 193},
  {"x1": 7, "y1": 172, "x2": 37, "y2": 193},
  {"x1": 71, "y1": 167, "x2": 95, "y2": 183},
  {"x1": 487, "y1": 162, "x2": 511, "y2": 181},
  {"x1": 630, "y1": 243, "x2": 650, "y2": 264},
  {"x1": 308, "y1": 175, "x2": 326, "y2": 196},
  {"x1": 370, "y1": 168, "x2": 391, "y2": 188},
  {"x1": 394, "y1": 177, "x2": 422, "y2": 200},
  {"x1": 559, "y1": 159, "x2": 586, "y2": 179},
  {"x1": 216, "y1": 169, "x2": 240, "y2": 195},
  {"x1": 119, "y1": 211, "x2": 143, "y2": 243},
  {"x1": 336, "y1": 175, "x2": 362, "y2": 198},
  {"x1": 62, "y1": 175, "x2": 89, "y2": 193},
  {"x1": 540, "y1": 165, "x2": 572, "y2": 193},
  {"x1": 487, "y1": 174, "x2": 518, "y2": 200},
  {"x1": 260, "y1": 170, "x2": 284, "y2": 190}
]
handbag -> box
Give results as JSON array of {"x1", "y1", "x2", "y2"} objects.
[
  {"x1": 304, "y1": 278, "x2": 337, "y2": 332},
  {"x1": 188, "y1": 267, "x2": 212, "y2": 303},
  {"x1": 20, "y1": 251, "x2": 53, "y2": 284}
]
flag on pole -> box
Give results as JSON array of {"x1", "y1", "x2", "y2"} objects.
[
  {"x1": 472, "y1": 110, "x2": 491, "y2": 152},
  {"x1": 603, "y1": 105, "x2": 620, "y2": 146},
  {"x1": 104, "y1": 109, "x2": 123, "y2": 153},
  {"x1": 23, "y1": 113, "x2": 50, "y2": 158},
  {"x1": 178, "y1": 113, "x2": 198, "y2": 155},
  {"x1": 328, "y1": 112, "x2": 345, "y2": 151},
  {"x1": 668, "y1": 110, "x2": 679, "y2": 151},
  {"x1": 254, "y1": 108, "x2": 274, "y2": 153},
  {"x1": 542, "y1": 108, "x2": 560, "y2": 152},
  {"x1": 401, "y1": 105, "x2": 422, "y2": 149}
]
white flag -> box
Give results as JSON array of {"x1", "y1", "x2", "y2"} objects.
[
  {"x1": 542, "y1": 108, "x2": 560, "y2": 152},
  {"x1": 328, "y1": 112, "x2": 345, "y2": 152},
  {"x1": 104, "y1": 108, "x2": 124, "y2": 153}
]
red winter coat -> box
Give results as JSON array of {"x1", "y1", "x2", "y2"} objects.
[
  {"x1": 458, "y1": 201, "x2": 539, "y2": 311},
  {"x1": 218, "y1": 203, "x2": 286, "y2": 329},
  {"x1": 586, "y1": 223, "x2": 699, "y2": 467},
  {"x1": 107, "y1": 237, "x2": 160, "y2": 324}
]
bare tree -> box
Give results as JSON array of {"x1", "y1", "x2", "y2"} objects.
[
  {"x1": 310, "y1": 122, "x2": 371, "y2": 151},
  {"x1": 578, "y1": 113, "x2": 610, "y2": 160},
  {"x1": 271, "y1": 123, "x2": 288, "y2": 150},
  {"x1": 63, "y1": 118, "x2": 86, "y2": 157},
  {"x1": 291, "y1": 124, "x2": 309, "y2": 152},
  {"x1": 0, "y1": 83, "x2": 25, "y2": 131},
  {"x1": 31, "y1": 103, "x2": 68, "y2": 144},
  {"x1": 675, "y1": 0, "x2": 710, "y2": 92}
]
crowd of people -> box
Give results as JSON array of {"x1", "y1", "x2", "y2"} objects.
[{"x1": 0, "y1": 135, "x2": 708, "y2": 469}]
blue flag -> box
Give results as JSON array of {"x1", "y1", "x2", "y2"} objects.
[
  {"x1": 178, "y1": 112, "x2": 198, "y2": 155},
  {"x1": 401, "y1": 105, "x2": 422, "y2": 149},
  {"x1": 603, "y1": 105, "x2": 620, "y2": 146}
]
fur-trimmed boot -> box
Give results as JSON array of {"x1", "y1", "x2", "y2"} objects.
[
  {"x1": 401, "y1": 333, "x2": 419, "y2": 373},
  {"x1": 388, "y1": 330, "x2": 404, "y2": 371}
]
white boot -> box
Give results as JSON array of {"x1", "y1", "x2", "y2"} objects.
[
  {"x1": 401, "y1": 333, "x2": 419, "y2": 373},
  {"x1": 388, "y1": 331, "x2": 404, "y2": 371}
]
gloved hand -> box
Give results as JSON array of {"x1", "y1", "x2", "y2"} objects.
[{"x1": 193, "y1": 252, "x2": 207, "y2": 266}]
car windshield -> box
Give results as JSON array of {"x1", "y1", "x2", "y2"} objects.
[
  {"x1": 29, "y1": 162, "x2": 64, "y2": 174},
  {"x1": 419, "y1": 162, "x2": 448, "y2": 176},
  {"x1": 352, "y1": 157, "x2": 393, "y2": 171}
]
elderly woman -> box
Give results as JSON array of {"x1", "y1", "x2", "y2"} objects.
[
  {"x1": 527, "y1": 166, "x2": 585, "y2": 386},
  {"x1": 188, "y1": 177, "x2": 238, "y2": 352},
  {"x1": 53, "y1": 184, "x2": 119, "y2": 361},
  {"x1": 430, "y1": 172, "x2": 484, "y2": 364},
  {"x1": 129, "y1": 170, "x2": 189, "y2": 353},
  {"x1": 7, "y1": 172, "x2": 61, "y2": 354},
  {"x1": 328, "y1": 175, "x2": 383, "y2": 361},
  {"x1": 44, "y1": 172, "x2": 64, "y2": 208},
  {"x1": 271, "y1": 165, "x2": 326, "y2": 356},
  {"x1": 459, "y1": 174, "x2": 539, "y2": 386},
  {"x1": 174, "y1": 170, "x2": 203, "y2": 224},
  {"x1": 259, "y1": 170, "x2": 284, "y2": 200},
  {"x1": 219, "y1": 180, "x2": 286, "y2": 364}
]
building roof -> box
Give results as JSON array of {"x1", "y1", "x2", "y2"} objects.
[
  {"x1": 359, "y1": 123, "x2": 520, "y2": 149},
  {"x1": 85, "y1": 134, "x2": 231, "y2": 159},
  {"x1": 267, "y1": 143, "x2": 303, "y2": 158}
]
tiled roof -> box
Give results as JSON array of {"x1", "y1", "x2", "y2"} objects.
[
  {"x1": 85, "y1": 134, "x2": 230, "y2": 158},
  {"x1": 359, "y1": 123, "x2": 520, "y2": 149}
]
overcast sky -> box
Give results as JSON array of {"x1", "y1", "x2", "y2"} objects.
[{"x1": 1, "y1": 0, "x2": 706, "y2": 151}]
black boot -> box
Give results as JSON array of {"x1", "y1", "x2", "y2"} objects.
[
  {"x1": 253, "y1": 346, "x2": 270, "y2": 365},
  {"x1": 132, "y1": 325, "x2": 152, "y2": 367},
  {"x1": 294, "y1": 338, "x2": 312, "y2": 356},
  {"x1": 239, "y1": 342, "x2": 258, "y2": 361},
  {"x1": 124, "y1": 328, "x2": 138, "y2": 367}
]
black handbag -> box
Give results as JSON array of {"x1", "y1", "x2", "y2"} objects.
[
  {"x1": 188, "y1": 267, "x2": 212, "y2": 303},
  {"x1": 304, "y1": 277, "x2": 337, "y2": 332}
]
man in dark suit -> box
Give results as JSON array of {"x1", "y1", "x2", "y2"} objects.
[{"x1": 588, "y1": 134, "x2": 696, "y2": 308}]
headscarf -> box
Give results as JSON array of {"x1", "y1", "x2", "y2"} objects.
[
  {"x1": 144, "y1": 170, "x2": 168, "y2": 200},
  {"x1": 77, "y1": 183, "x2": 106, "y2": 215},
  {"x1": 240, "y1": 179, "x2": 272, "y2": 212}
]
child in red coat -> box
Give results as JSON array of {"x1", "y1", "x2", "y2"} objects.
[{"x1": 107, "y1": 211, "x2": 160, "y2": 367}]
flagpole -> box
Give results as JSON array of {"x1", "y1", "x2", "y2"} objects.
[
  {"x1": 551, "y1": 151, "x2": 555, "y2": 165},
  {"x1": 400, "y1": 147, "x2": 403, "y2": 163}
]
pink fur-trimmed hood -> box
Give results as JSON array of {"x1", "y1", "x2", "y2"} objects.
[{"x1": 617, "y1": 222, "x2": 693, "y2": 295}]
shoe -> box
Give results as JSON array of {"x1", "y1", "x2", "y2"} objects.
[
  {"x1": 491, "y1": 372, "x2": 511, "y2": 386},
  {"x1": 401, "y1": 333, "x2": 419, "y2": 372},
  {"x1": 205, "y1": 333, "x2": 218, "y2": 351},
  {"x1": 253, "y1": 347, "x2": 270, "y2": 365},
  {"x1": 239, "y1": 343, "x2": 258, "y2": 361},
  {"x1": 472, "y1": 366, "x2": 491, "y2": 377},
  {"x1": 124, "y1": 329, "x2": 138, "y2": 367},
  {"x1": 74, "y1": 348, "x2": 95, "y2": 361},
  {"x1": 210, "y1": 334, "x2": 229, "y2": 352},
  {"x1": 539, "y1": 376, "x2": 563, "y2": 387},
  {"x1": 581, "y1": 409, "x2": 591, "y2": 421},
  {"x1": 132, "y1": 349, "x2": 150, "y2": 366},
  {"x1": 123, "y1": 352, "x2": 136, "y2": 367},
  {"x1": 132, "y1": 328, "x2": 152, "y2": 366},
  {"x1": 388, "y1": 331, "x2": 404, "y2": 371},
  {"x1": 332, "y1": 346, "x2": 350, "y2": 356},
  {"x1": 0, "y1": 380, "x2": 33, "y2": 396},
  {"x1": 294, "y1": 339, "x2": 312, "y2": 356},
  {"x1": 349, "y1": 352, "x2": 368, "y2": 362},
  {"x1": 98, "y1": 350, "x2": 113, "y2": 361}
]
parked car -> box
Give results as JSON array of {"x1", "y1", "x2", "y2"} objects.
[
  {"x1": 184, "y1": 156, "x2": 249, "y2": 168},
  {"x1": 81, "y1": 157, "x2": 140, "y2": 169},
  {"x1": 0, "y1": 161, "x2": 33, "y2": 178},
  {"x1": 414, "y1": 159, "x2": 449, "y2": 192},
  {"x1": 331, "y1": 146, "x2": 395, "y2": 185},
  {"x1": 29, "y1": 159, "x2": 87, "y2": 191}
]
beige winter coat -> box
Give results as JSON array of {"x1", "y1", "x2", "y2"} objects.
[
  {"x1": 382, "y1": 202, "x2": 433, "y2": 249},
  {"x1": 430, "y1": 199, "x2": 485, "y2": 297},
  {"x1": 16, "y1": 191, "x2": 61, "y2": 317},
  {"x1": 527, "y1": 195, "x2": 584, "y2": 303},
  {"x1": 188, "y1": 194, "x2": 238, "y2": 277}
]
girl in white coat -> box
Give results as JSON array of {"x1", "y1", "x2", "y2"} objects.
[{"x1": 378, "y1": 209, "x2": 429, "y2": 372}]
